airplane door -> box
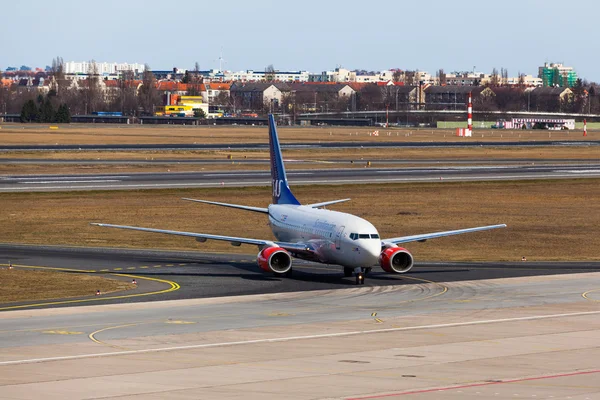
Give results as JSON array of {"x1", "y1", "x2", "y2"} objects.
[{"x1": 335, "y1": 226, "x2": 345, "y2": 250}]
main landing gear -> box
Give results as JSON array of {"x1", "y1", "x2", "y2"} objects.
[{"x1": 346, "y1": 267, "x2": 372, "y2": 285}]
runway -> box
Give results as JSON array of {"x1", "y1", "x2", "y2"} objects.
[
  {"x1": 2, "y1": 163, "x2": 600, "y2": 192},
  {"x1": 1, "y1": 244, "x2": 599, "y2": 399},
  {"x1": 1, "y1": 139, "x2": 599, "y2": 151}
]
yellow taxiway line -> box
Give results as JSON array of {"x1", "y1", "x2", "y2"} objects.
[
  {"x1": 0, "y1": 264, "x2": 180, "y2": 311},
  {"x1": 582, "y1": 288, "x2": 600, "y2": 302}
]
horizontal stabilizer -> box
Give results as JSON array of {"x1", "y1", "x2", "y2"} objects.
[
  {"x1": 306, "y1": 199, "x2": 351, "y2": 208},
  {"x1": 182, "y1": 198, "x2": 269, "y2": 214}
]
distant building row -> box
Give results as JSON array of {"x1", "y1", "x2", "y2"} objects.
[{"x1": 4, "y1": 62, "x2": 579, "y2": 88}]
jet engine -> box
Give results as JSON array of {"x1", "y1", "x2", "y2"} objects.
[
  {"x1": 379, "y1": 247, "x2": 414, "y2": 274},
  {"x1": 257, "y1": 246, "x2": 292, "y2": 274}
]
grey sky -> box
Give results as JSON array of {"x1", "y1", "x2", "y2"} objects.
[{"x1": 2, "y1": 0, "x2": 598, "y2": 82}]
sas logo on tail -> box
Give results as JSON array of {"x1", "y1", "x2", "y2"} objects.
[{"x1": 273, "y1": 179, "x2": 284, "y2": 198}]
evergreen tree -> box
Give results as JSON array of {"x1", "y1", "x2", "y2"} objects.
[
  {"x1": 55, "y1": 104, "x2": 71, "y2": 123},
  {"x1": 20, "y1": 100, "x2": 40, "y2": 122},
  {"x1": 181, "y1": 70, "x2": 190, "y2": 84},
  {"x1": 55, "y1": 104, "x2": 64, "y2": 123},
  {"x1": 40, "y1": 98, "x2": 55, "y2": 122},
  {"x1": 193, "y1": 108, "x2": 207, "y2": 119}
]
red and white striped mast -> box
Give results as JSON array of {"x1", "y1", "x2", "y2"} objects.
[{"x1": 467, "y1": 91, "x2": 473, "y2": 135}]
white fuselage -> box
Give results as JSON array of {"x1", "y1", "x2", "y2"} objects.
[{"x1": 268, "y1": 204, "x2": 381, "y2": 268}]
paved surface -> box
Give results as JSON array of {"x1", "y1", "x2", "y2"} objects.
[
  {"x1": 2, "y1": 163, "x2": 600, "y2": 192},
  {"x1": 1, "y1": 267, "x2": 599, "y2": 399},
  {"x1": 2, "y1": 244, "x2": 600, "y2": 311},
  {"x1": 0, "y1": 140, "x2": 599, "y2": 151},
  {"x1": 1, "y1": 157, "x2": 598, "y2": 165}
]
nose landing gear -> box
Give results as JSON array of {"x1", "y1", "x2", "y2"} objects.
[
  {"x1": 356, "y1": 272, "x2": 365, "y2": 285},
  {"x1": 353, "y1": 267, "x2": 367, "y2": 285}
]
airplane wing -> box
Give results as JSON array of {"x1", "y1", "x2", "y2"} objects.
[
  {"x1": 90, "y1": 223, "x2": 313, "y2": 253},
  {"x1": 382, "y1": 224, "x2": 507, "y2": 245},
  {"x1": 306, "y1": 199, "x2": 351, "y2": 208}
]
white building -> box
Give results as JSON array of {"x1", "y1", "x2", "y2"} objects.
[
  {"x1": 506, "y1": 74, "x2": 543, "y2": 86},
  {"x1": 64, "y1": 61, "x2": 145, "y2": 76},
  {"x1": 224, "y1": 70, "x2": 310, "y2": 82},
  {"x1": 445, "y1": 72, "x2": 489, "y2": 86}
]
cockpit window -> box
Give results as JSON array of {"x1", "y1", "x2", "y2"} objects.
[{"x1": 351, "y1": 233, "x2": 379, "y2": 240}]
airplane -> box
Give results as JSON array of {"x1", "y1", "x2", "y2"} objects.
[{"x1": 92, "y1": 114, "x2": 506, "y2": 285}]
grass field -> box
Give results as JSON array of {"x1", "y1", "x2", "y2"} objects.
[
  {"x1": 0, "y1": 180, "x2": 598, "y2": 262},
  {"x1": 0, "y1": 123, "x2": 595, "y2": 146},
  {"x1": 0, "y1": 268, "x2": 135, "y2": 303}
]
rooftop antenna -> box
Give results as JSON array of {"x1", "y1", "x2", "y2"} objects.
[{"x1": 215, "y1": 48, "x2": 226, "y2": 71}]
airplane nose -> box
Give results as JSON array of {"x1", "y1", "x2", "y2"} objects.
[{"x1": 357, "y1": 241, "x2": 380, "y2": 266}]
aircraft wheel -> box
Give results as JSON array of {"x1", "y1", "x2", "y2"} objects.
[
  {"x1": 356, "y1": 272, "x2": 365, "y2": 285},
  {"x1": 344, "y1": 267, "x2": 354, "y2": 277},
  {"x1": 365, "y1": 267, "x2": 372, "y2": 274}
]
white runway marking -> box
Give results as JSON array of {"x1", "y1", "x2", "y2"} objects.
[
  {"x1": 1, "y1": 309, "x2": 599, "y2": 366},
  {"x1": 18, "y1": 180, "x2": 122, "y2": 184},
  {"x1": 6, "y1": 176, "x2": 130, "y2": 180},
  {"x1": 203, "y1": 173, "x2": 270, "y2": 177},
  {"x1": 203, "y1": 172, "x2": 314, "y2": 177},
  {"x1": 557, "y1": 169, "x2": 600, "y2": 174},
  {"x1": 2, "y1": 173, "x2": 600, "y2": 192}
]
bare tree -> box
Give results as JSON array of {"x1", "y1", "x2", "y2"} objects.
[
  {"x1": 380, "y1": 85, "x2": 395, "y2": 110},
  {"x1": 490, "y1": 68, "x2": 500, "y2": 86},
  {"x1": 500, "y1": 68, "x2": 508, "y2": 86},
  {"x1": 265, "y1": 64, "x2": 276, "y2": 82},
  {"x1": 187, "y1": 61, "x2": 203, "y2": 96},
  {"x1": 82, "y1": 60, "x2": 101, "y2": 114},
  {"x1": 138, "y1": 64, "x2": 159, "y2": 115},
  {"x1": 48, "y1": 56, "x2": 65, "y2": 97},
  {"x1": 114, "y1": 69, "x2": 138, "y2": 115},
  {"x1": 404, "y1": 71, "x2": 417, "y2": 86},
  {"x1": 437, "y1": 69, "x2": 447, "y2": 86},
  {"x1": 213, "y1": 91, "x2": 233, "y2": 113},
  {"x1": 0, "y1": 84, "x2": 8, "y2": 115},
  {"x1": 518, "y1": 72, "x2": 525, "y2": 88},
  {"x1": 392, "y1": 69, "x2": 403, "y2": 83},
  {"x1": 357, "y1": 84, "x2": 382, "y2": 111},
  {"x1": 50, "y1": 57, "x2": 64, "y2": 80}
]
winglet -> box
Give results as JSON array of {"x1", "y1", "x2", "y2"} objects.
[{"x1": 268, "y1": 114, "x2": 300, "y2": 206}]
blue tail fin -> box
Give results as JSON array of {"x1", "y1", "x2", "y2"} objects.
[{"x1": 268, "y1": 114, "x2": 300, "y2": 205}]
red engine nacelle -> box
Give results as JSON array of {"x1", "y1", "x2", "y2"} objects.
[
  {"x1": 379, "y1": 247, "x2": 414, "y2": 274},
  {"x1": 257, "y1": 246, "x2": 292, "y2": 274}
]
